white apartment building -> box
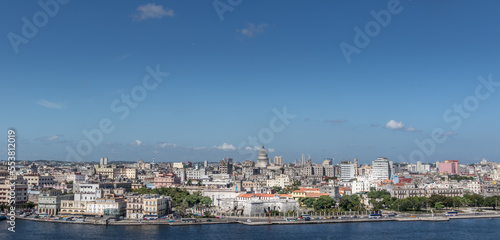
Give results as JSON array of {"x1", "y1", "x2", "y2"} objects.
[
  {"x1": 351, "y1": 181, "x2": 371, "y2": 194},
  {"x1": 85, "y1": 196, "x2": 126, "y2": 216},
  {"x1": 266, "y1": 174, "x2": 291, "y2": 188},
  {"x1": 466, "y1": 181, "x2": 482, "y2": 194},
  {"x1": 341, "y1": 162, "x2": 355, "y2": 181},
  {"x1": 186, "y1": 168, "x2": 207, "y2": 180},
  {"x1": 371, "y1": 158, "x2": 392, "y2": 182},
  {"x1": 74, "y1": 183, "x2": 100, "y2": 201}
]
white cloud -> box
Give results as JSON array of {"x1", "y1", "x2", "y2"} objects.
[
  {"x1": 131, "y1": 3, "x2": 174, "y2": 22},
  {"x1": 215, "y1": 143, "x2": 236, "y2": 151},
  {"x1": 268, "y1": 148, "x2": 275, "y2": 153},
  {"x1": 130, "y1": 139, "x2": 142, "y2": 146},
  {"x1": 385, "y1": 120, "x2": 419, "y2": 132},
  {"x1": 35, "y1": 99, "x2": 65, "y2": 109},
  {"x1": 238, "y1": 23, "x2": 268, "y2": 38},
  {"x1": 443, "y1": 131, "x2": 457, "y2": 136},
  {"x1": 385, "y1": 120, "x2": 405, "y2": 130}
]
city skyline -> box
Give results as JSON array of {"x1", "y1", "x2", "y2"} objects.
[{"x1": 2, "y1": 1, "x2": 500, "y2": 163}]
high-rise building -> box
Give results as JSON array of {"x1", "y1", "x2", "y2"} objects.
[
  {"x1": 439, "y1": 160, "x2": 459, "y2": 175},
  {"x1": 274, "y1": 156, "x2": 284, "y2": 165},
  {"x1": 340, "y1": 161, "x2": 355, "y2": 181},
  {"x1": 371, "y1": 157, "x2": 391, "y2": 181},
  {"x1": 100, "y1": 157, "x2": 108, "y2": 166},
  {"x1": 354, "y1": 158, "x2": 359, "y2": 176}
]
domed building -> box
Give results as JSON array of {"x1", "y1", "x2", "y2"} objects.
[{"x1": 256, "y1": 146, "x2": 269, "y2": 168}]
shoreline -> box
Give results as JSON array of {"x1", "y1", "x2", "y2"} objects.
[{"x1": 15, "y1": 213, "x2": 500, "y2": 226}]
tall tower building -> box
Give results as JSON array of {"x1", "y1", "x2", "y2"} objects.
[
  {"x1": 371, "y1": 157, "x2": 391, "y2": 181},
  {"x1": 354, "y1": 158, "x2": 359, "y2": 176},
  {"x1": 274, "y1": 156, "x2": 283, "y2": 166}
]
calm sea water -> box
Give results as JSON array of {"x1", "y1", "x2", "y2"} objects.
[{"x1": 1, "y1": 218, "x2": 499, "y2": 240}]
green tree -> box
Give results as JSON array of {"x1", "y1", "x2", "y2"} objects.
[
  {"x1": 340, "y1": 194, "x2": 364, "y2": 211},
  {"x1": 300, "y1": 197, "x2": 315, "y2": 208},
  {"x1": 187, "y1": 179, "x2": 192, "y2": 186},
  {"x1": 22, "y1": 201, "x2": 35, "y2": 209},
  {"x1": 435, "y1": 202, "x2": 445, "y2": 210},
  {"x1": 314, "y1": 196, "x2": 336, "y2": 210},
  {"x1": 484, "y1": 196, "x2": 500, "y2": 210},
  {"x1": 0, "y1": 204, "x2": 9, "y2": 212},
  {"x1": 204, "y1": 211, "x2": 212, "y2": 218}
]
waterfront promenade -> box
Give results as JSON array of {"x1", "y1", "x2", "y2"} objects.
[{"x1": 15, "y1": 211, "x2": 500, "y2": 226}]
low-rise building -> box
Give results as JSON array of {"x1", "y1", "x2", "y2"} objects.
[
  {"x1": 38, "y1": 194, "x2": 74, "y2": 216},
  {"x1": 85, "y1": 196, "x2": 126, "y2": 217},
  {"x1": 126, "y1": 194, "x2": 172, "y2": 219},
  {"x1": 220, "y1": 193, "x2": 299, "y2": 217}
]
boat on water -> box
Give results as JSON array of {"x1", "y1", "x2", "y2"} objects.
[{"x1": 0, "y1": 215, "x2": 7, "y2": 220}]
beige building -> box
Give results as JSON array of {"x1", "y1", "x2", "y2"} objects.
[
  {"x1": 94, "y1": 166, "x2": 137, "y2": 180},
  {"x1": 0, "y1": 176, "x2": 28, "y2": 207},
  {"x1": 23, "y1": 174, "x2": 55, "y2": 189},
  {"x1": 391, "y1": 188, "x2": 464, "y2": 199},
  {"x1": 60, "y1": 200, "x2": 89, "y2": 215},
  {"x1": 126, "y1": 194, "x2": 171, "y2": 219},
  {"x1": 38, "y1": 194, "x2": 74, "y2": 216}
]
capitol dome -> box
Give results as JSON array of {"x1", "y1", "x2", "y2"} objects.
[{"x1": 256, "y1": 145, "x2": 269, "y2": 168}]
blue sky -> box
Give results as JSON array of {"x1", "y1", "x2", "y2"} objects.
[{"x1": 1, "y1": 0, "x2": 500, "y2": 164}]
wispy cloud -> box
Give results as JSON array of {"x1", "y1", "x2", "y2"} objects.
[
  {"x1": 324, "y1": 119, "x2": 346, "y2": 124},
  {"x1": 156, "y1": 142, "x2": 177, "y2": 148},
  {"x1": 194, "y1": 143, "x2": 236, "y2": 151},
  {"x1": 129, "y1": 139, "x2": 143, "y2": 147},
  {"x1": 118, "y1": 53, "x2": 130, "y2": 61},
  {"x1": 35, "y1": 135, "x2": 63, "y2": 142},
  {"x1": 238, "y1": 23, "x2": 268, "y2": 38},
  {"x1": 385, "y1": 120, "x2": 418, "y2": 132},
  {"x1": 214, "y1": 143, "x2": 236, "y2": 150},
  {"x1": 131, "y1": 3, "x2": 174, "y2": 22},
  {"x1": 35, "y1": 99, "x2": 65, "y2": 109}
]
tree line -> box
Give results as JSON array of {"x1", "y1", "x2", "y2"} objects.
[{"x1": 368, "y1": 189, "x2": 500, "y2": 212}]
